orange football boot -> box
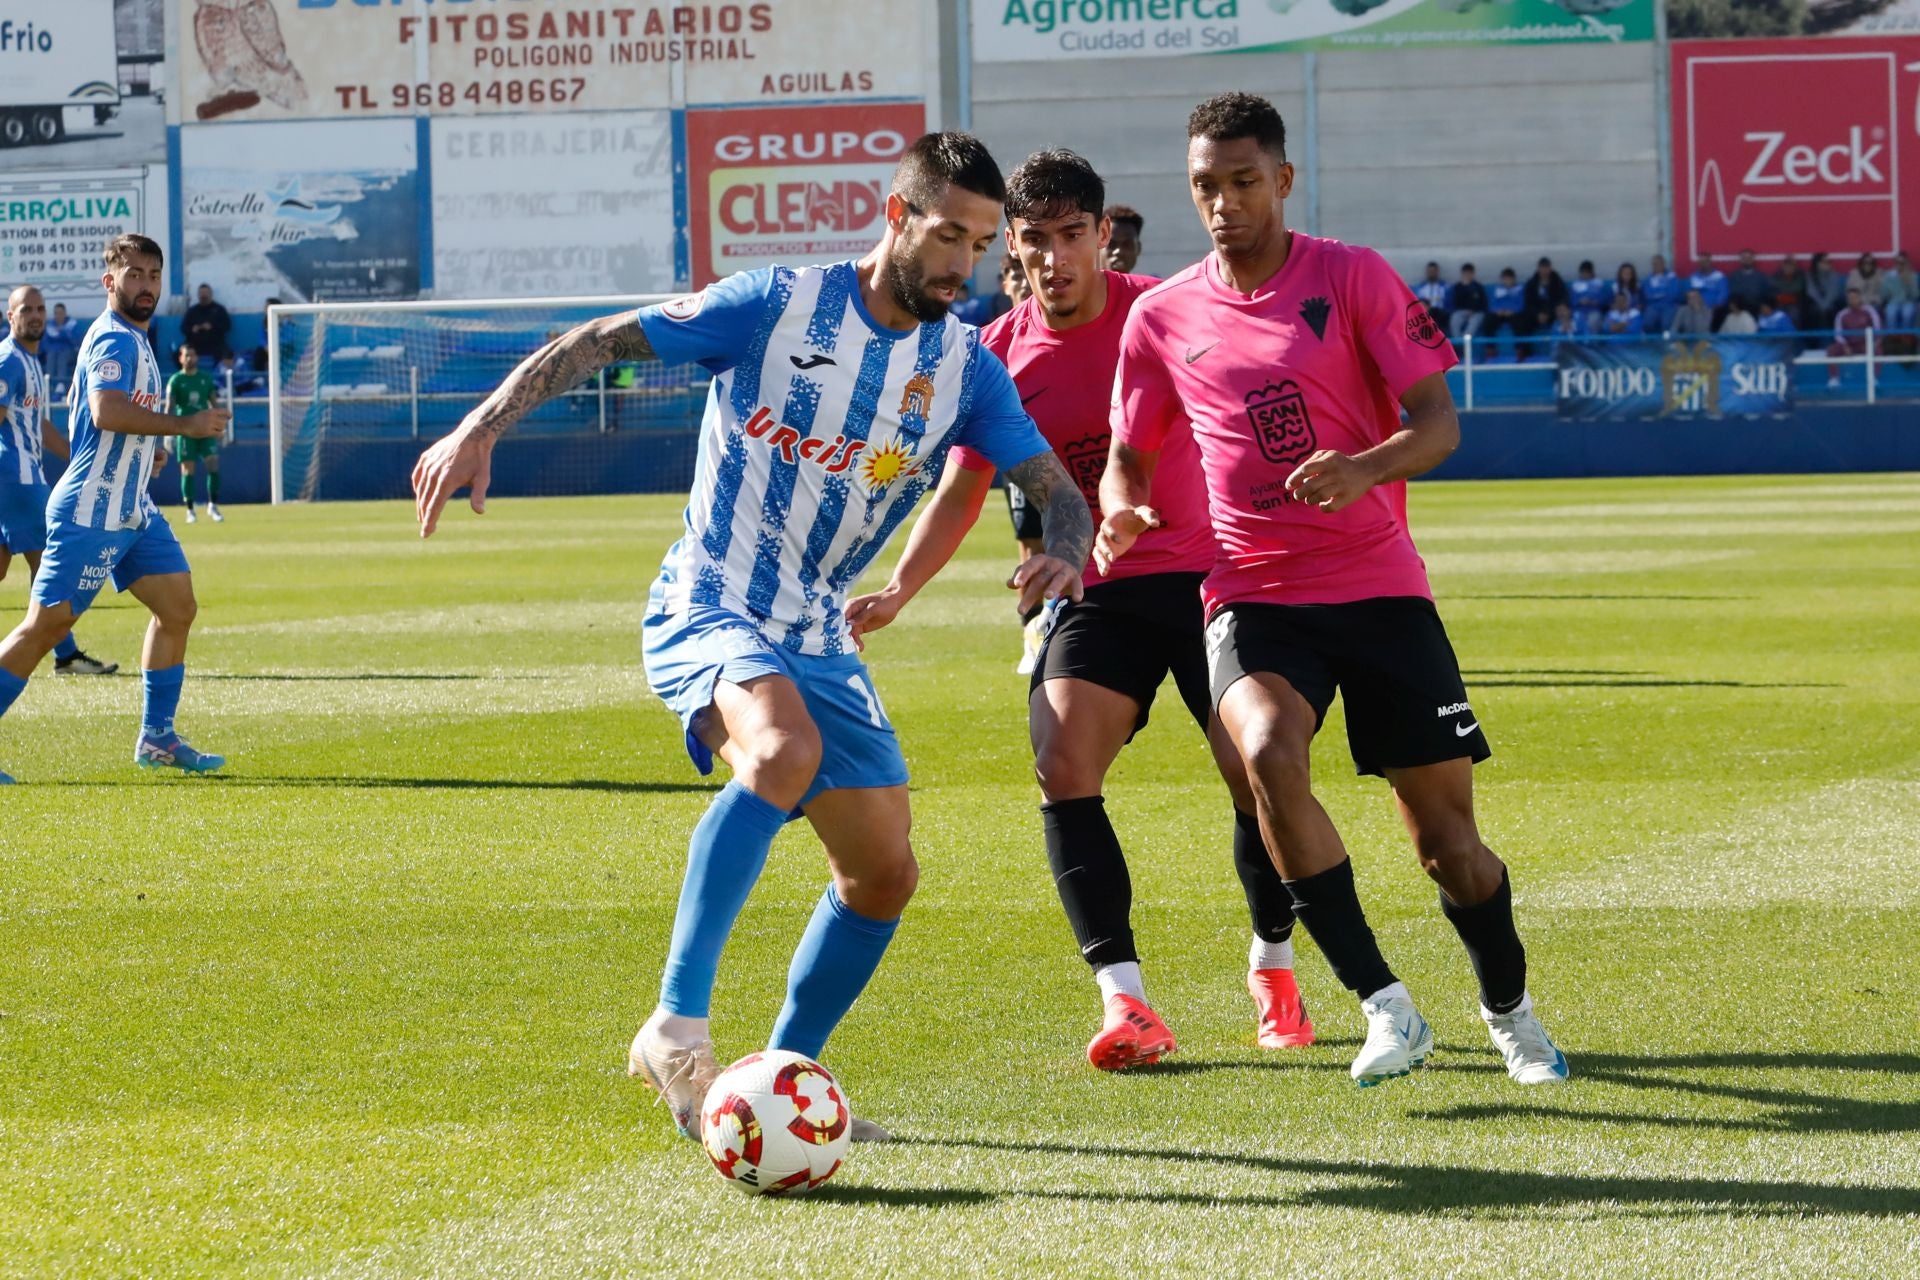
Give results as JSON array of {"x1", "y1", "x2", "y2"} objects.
[
  {"x1": 1248, "y1": 968, "x2": 1316, "y2": 1048},
  {"x1": 1087, "y1": 994, "x2": 1177, "y2": 1070}
]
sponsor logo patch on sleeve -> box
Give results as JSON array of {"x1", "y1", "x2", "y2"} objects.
[
  {"x1": 96, "y1": 358, "x2": 124, "y2": 382},
  {"x1": 661, "y1": 292, "x2": 706, "y2": 322}
]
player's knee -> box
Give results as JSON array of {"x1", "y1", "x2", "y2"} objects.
[
  {"x1": 21, "y1": 607, "x2": 73, "y2": 647},
  {"x1": 840, "y1": 848, "x2": 918, "y2": 919},
  {"x1": 738, "y1": 725, "x2": 821, "y2": 801},
  {"x1": 1412, "y1": 826, "x2": 1484, "y2": 877},
  {"x1": 1242, "y1": 729, "x2": 1312, "y2": 802},
  {"x1": 1032, "y1": 739, "x2": 1104, "y2": 801},
  {"x1": 155, "y1": 592, "x2": 198, "y2": 632}
]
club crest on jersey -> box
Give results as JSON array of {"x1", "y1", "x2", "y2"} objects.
[
  {"x1": 1300, "y1": 296, "x2": 1332, "y2": 341},
  {"x1": 1060, "y1": 433, "x2": 1109, "y2": 506},
  {"x1": 740, "y1": 404, "x2": 866, "y2": 474},
  {"x1": 898, "y1": 372, "x2": 935, "y2": 420},
  {"x1": 1404, "y1": 301, "x2": 1446, "y2": 349},
  {"x1": 1243, "y1": 381, "x2": 1316, "y2": 468},
  {"x1": 662, "y1": 292, "x2": 705, "y2": 321}
]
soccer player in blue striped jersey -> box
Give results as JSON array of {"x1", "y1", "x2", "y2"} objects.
[
  {"x1": 414, "y1": 133, "x2": 1091, "y2": 1142},
  {"x1": 0, "y1": 236, "x2": 230, "y2": 784},
  {"x1": 1, "y1": 285, "x2": 120, "y2": 683}
]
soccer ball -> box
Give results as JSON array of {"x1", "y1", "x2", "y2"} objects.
[{"x1": 700, "y1": 1050, "x2": 852, "y2": 1195}]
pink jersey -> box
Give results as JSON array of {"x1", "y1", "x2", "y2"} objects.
[
  {"x1": 952, "y1": 271, "x2": 1213, "y2": 587},
  {"x1": 1112, "y1": 234, "x2": 1457, "y2": 611}
]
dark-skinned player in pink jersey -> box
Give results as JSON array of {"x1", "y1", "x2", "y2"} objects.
[{"x1": 1100, "y1": 94, "x2": 1568, "y2": 1087}]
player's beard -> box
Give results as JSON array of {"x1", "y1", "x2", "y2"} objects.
[
  {"x1": 113, "y1": 281, "x2": 158, "y2": 323},
  {"x1": 11, "y1": 315, "x2": 45, "y2": 343},
  {"x1": 885, "y1": 238, "x2": 963, "y2": 324}
]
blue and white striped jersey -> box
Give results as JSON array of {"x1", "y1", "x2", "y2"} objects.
[
  {"x1": 0, "y1": 337, "x2": 51, "y2": 488},
  {"x1": 639, "y1": 261, "x2": 1048, "y2": 657},
  {"x1": 48, "y1": 310, "x2": 165, "y2": 532}
]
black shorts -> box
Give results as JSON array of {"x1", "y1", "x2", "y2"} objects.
[
  {"x1": 1005, "y1": 480, "x2": 1043, "y2": 542},
  {"x1": 1205, "y1": 596, "x2": 1492, "y2": 777},
  {"x1": 1031, "y1": 571, "x2": 1212, "y2": 737}
]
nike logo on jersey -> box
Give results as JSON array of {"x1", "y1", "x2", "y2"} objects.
[
  {"x1": 789, "y1": 354, "x2": 837, "y2": 370},
  {"x1": 1184, "y1": 343, "x2": 1217, "y2": 363},
  {"x1": 1455, "y1": 721, "x2": 1480, "y2": 737}
]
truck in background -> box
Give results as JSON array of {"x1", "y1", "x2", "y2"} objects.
[{"x1": 0, "y1": 0, "x2": 122, "y2": 148}]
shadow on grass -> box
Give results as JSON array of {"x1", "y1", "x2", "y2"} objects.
[
  {"x1": 229, "y1": 775, "x2": 716, "y2": 794},
  {"x1": 1470, "y1": 678, "x2": 1841, "y2": 689},
  {"x1": 1408, "y1": 1050, "x2": 1920, "y2": 1137},
  {"x1": 867, "y1": 1134, "x2": 1919, "y2": 1218},
  {"x1": 193, "y1": 673, "x2": 528, "y2": 682},
  {"x1": 1454, "y1": 594, "x2": 1755, "y2": 602}
]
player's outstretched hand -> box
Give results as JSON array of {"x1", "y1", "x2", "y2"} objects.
[
  {"x1": 412, "y1": 428, "x2": 494, "y2": 538},
  {"x1": 1009, "y1": 553, "x2": 1083, "y2": 616},
  {"x1": 183, "y1": 407, "x2": 230, "y2": 439},
  {"x1": 843, "y1": 587, "x2": 906, "y2": 652},
  {"x1": 1092, "y1": 506, "x2": 1161, "y2": 576},
  {"x1": 1285, "y1": 450, "x2": 1374, "y2": 513}
]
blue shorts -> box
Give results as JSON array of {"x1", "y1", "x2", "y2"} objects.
[
  {"x1": 0, "y1": 482, "x2": 51, "y2": 554},
  {"x1": 33, "y1": 513, "x2": 191, "y2": 617},
  {"x1": 642, "y1": 606, "x2": 909, "y2": 818}
]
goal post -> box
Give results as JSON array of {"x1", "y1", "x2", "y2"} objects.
[{"x1": 265, "y1": 294, "x2": 705, "y2": 505}]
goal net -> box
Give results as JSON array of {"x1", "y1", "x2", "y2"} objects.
[{"x1": 265, "y1": 295, "x2": 707, "y2": 504}]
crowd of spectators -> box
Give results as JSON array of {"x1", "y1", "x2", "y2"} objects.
[{"x1": 1411, "y1": 250, "x2": 1919, "y2": 376}]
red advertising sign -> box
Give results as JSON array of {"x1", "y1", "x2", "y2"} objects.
[
  {"x1": 1673, "y1": 37, "x2": 1920, "y2": 265},
  {"x1": 685, "y1": 101, "x2": 926, "y2": 286}
]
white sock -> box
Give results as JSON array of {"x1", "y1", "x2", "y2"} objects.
[
  {"x1": 1362, "y1": 980, "x2": 1410, "y2": 1008},
  {"x1": 1094, "y1": 961, "x2": 1146, "y2": 1004},
  {"x1": 646, "y1": 1007, "x2": 712, "y2": 1045},
  {"x1": 1482, "y1": 990, "x2": 1533, "y2": 1022},
  {"x1": 1249, "y1": 935, "x2": 1294, "y2": 970}
]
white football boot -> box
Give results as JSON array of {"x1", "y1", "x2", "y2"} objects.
[
  {"x1": 1483, "y1": 995, "x2": 1570, "y2": 1085},
  {"x1": 1350, "y1": 985, "x2": 1434, "y2": 1087},
  {"x1": 628, "y1": 1018, "x2": 721, "y2": 1142}
]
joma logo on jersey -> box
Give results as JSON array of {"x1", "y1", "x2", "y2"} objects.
[
  {"x1": 740, "y1": 404, "x2": 866, "y2": 473},
  {"x1": 1243, "y1": 381, "x2": 1316, "y2": 468}
]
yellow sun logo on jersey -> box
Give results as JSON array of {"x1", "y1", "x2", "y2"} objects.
[{"x1": 860, "y1": 439, "x2": 916, "y2": 493}]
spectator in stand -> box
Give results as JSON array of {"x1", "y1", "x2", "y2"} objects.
[
  {"x1": 1727, "y1": 248, "x2": 1772, "y2": 316},
  {"x1": 1806, "y1": 252, "x2": 1846, "y2": 327},
  {"x1": 1602, "y1": 290, "x2": 1643, "y2": 336},
  {"x1": 948, "y1": 280, "x2": 992, "y2": 326},
  {"x1": 1641, "y1": 254, "x2": 1681, "y2": 332},
  {"x1": 1447, "y1": 262, "x2": 1488, "y2": 341},
  {"x1": 1413, "y1": 261, "x2": 1449, "y2": 332},
  {"x1": 1102, "y1": 204, "x2": 1144, "y2": 274},
  {"x1": 1524, "y1": 256, "x2": 1568, "y2": 343},
  {"x1": 1671, "y1": 288, "x2": 1715, "y2": 336},
  {"x1": 1771, "y1": 256, "x2": 1809, "y2": 330},
  {"x1": 1719, "y1": 299, "x2": 1758, "y2": 336},
  {"x1": 1568, "y1": 260, "x2": 1611, "y2": 333},
  {"x1": 1846, "y1": 253, "x2": 1889, "y2": 310},
  {"x1": 1688, "y1": 258, "x2": 1730, "y2": 327},
  {"x1": 183, "y1": 283, "x2": 232, "y2": 362},
  {"x1": 1885, "y1": 251, "x2": 1917, "y2": 330},
  {"x1": 41, "y1": 302, "x2": 81, "y2": 398},
  {"x1": 1614, "y1": 262, "x2": 1641, "y2": 307},
  {"x1": 997, "y1": 251, "x2": 1028, "y2": 316},
  {"x1": 1828, "y1": 285, "x2": 1883, "y2": 387},
  {"x1": 1547, "y1": 302, "x2": 1580, "y2": 353},
  {"x1": 1484, "y1": 267, "x2": 1526, "y2": 359},
  {"x1": 1755, "y1": 298, "x2": 1795, "y2": 336}
]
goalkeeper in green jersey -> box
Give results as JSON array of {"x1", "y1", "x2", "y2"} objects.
[{"x1": 165, "y1": 347, "x2": 224, "y2": 523}]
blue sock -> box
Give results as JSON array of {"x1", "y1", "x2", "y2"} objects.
[
  {"x1": 769, "y1": 886, "x2": 901, "y2": 1060},
  {"x1": 658, "y1": 779, "x2": 791, "y2": 1018},
  {"x1": 141, "y1": 664, "x2": 185, "y2": 739},
  {"x1": 0, "y1": 668, "x2": 25, "y2": 720},
  {"x1": 53, "y1": 633, "x2": 78, "y2": 661}
]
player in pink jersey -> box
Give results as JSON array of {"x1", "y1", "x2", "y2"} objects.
[
  {"x1": 846, "y1": 149, "x2": 1310, "y2": 1069},
  {"x1": 1102, "y1": 94, "x2": 1567, "y2": 1087}
]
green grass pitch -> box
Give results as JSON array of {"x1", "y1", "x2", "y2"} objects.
[{"x1": 2, "y1": 473, "x2": 1917, "y2": 1278}]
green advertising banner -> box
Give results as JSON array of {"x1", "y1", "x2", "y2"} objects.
[{"x1": 973, "y1": 0, "x2": 1655, "y2": 61}]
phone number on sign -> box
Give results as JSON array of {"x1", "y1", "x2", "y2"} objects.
[{"x1": 336, "y1": 79, "x2": 588, "y2": 111}]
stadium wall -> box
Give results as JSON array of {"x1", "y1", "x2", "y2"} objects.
[{"x1": 111, "y1": 406, "x2": 1920, "y2": 510}]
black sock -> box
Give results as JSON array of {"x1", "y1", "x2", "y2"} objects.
[
  {"x1": 1020, "y1": 601, "x2": 1043, "y2": 625},
  {"x1": 1284, "y1": 857, "x2": 1396, "y2": 999},
  {"x1": 1232, "y1": 809, "x2": 1294, "y2": 943},
  {"x1": 1041, "y1": 796, "x2": 1137, "y2": 968},
  {"x1": 1440, "y1": 866, "x2": 1527, "y2": 1014}
]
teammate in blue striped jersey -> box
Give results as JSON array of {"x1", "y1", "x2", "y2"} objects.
[
  {"x1": 1, "y1": 285, "x2": 120, "y2": 681},
  {"x1": 0, "y1": 237, "x2": 230, "y2": 784},
  {"x1": 414, "y1": 133, "x2": 1092, "y2": 1141}
]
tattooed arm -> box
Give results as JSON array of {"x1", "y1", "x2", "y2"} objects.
[
  {"x1": 411, "y1": 313, "x2": 655, "y2": 536},
  {"x1": 1004, "y1": 448, "x2": 1091, "y2": 613}
]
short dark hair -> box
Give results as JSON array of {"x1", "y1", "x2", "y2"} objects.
[
  {"x1": 1500, "y1": 268, "x2": 1517, "y2": 279},
  {"x1": 104, "y1": 234, "x2": 163, "y2": 270},
  {"x1": 1000, "y1": 251, "x2": 1020, "y2": 275},
  {"x1": 1104, "y1": 204, "x2": 1144, "y2": 234},
  {"x1": 1004, "y1": 149, "x2": 1105, "y2": 226},
  {"x1": 1187, "y1": 92, "x2": 1287, "y2": 161},
  {"x1": 1461, "y1": 263, "x2": 1476, "y2": 272},
  {"x1": 893, "y1": 132, "x2": 1005, "y2": 213},
  {"x1": 1579, "y1": 259, "x2": 1595, "y2": 272}
]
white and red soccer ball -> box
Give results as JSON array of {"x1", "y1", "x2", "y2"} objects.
[{"x1": 701, "y1": 1050, "x2": 851, "y2": 1195}]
